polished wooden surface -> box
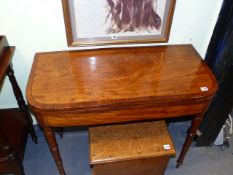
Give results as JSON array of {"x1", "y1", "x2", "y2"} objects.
[
  {"x1": 90, "y1": 121, "x2": 175, "y2": 175},
  {"x1": 0, "y1": 36, "x2": 11, "y2": 82},
  {"x1": 0, "y1": 45, "x2": 15, "y2": 83},
  {"x1": 26, "y1": 45, "x2": 217, "y2": 175},
  {"x1": 93, "y1": 156, "x2": 170, "y2": 175},
  {"x1": 27, "y1": 45, "x2": 216, "y2": 112},
  {"x1": 89, "y1": 121, "x2": 175, "y2": 164},
  {"x1": 0, "y1": 36, "x2": 8, "y2": 61}
]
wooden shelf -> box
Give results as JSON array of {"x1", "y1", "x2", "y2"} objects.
[{"x1": 0, "y1": 108, "x2": 28, "y2": 163}]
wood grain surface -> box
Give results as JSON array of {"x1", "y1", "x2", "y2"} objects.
[
  {"x1": 26, "y1": 45, "x2": 217, "y2": 112},
  {"x1": 89, "y1": 121, "x2": 175, "y2": 164},
  {"x1": 0, "y1": 35, "x2": 15, "y2": 82},
  {"x1": 0, "y1": 36, "x2": 8, "y2": 59},
  {"x1": 93, "y1": 157, "x2": 170, "y2": 175}
]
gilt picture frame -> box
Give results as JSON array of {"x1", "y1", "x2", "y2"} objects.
[{"x1": 62, "y1": 0, "x2": 176, "y2": 46}]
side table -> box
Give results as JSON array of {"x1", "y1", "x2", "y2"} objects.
[{"x1": 0, "y1": 35, "x2": 37, "y2": 175}]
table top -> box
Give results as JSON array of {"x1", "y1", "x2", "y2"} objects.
[
  {"x1": 26, "y1": 45, "x2": 217, "y2": 113},
  {"x1": 1, "y1": 36, "x2": 15, "y2": 82},
  {"x1": 0, "y1": 47, "x2": 15, "y2": 83}
]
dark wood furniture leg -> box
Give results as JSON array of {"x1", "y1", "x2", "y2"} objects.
[
  {"x1": 176, "y1": 114, "x2": 203, "y2": 168},
  {"x1": 0, "y1": 128, "x2": 14, "y2": 160},
  {"x1": 57, "y1": 128, "x2": 64, "y2": 138},
  {"x1": 10, "y1": 160, "x2": 25, "y2": 175},
  {"x1": 43, "y1": 126, "x2": 66, "y2": 175},
  {"x1": 1, "y1": 160, "x2": 25, "y2": 175},
  {"x1": 6, "y1": 65, "x2": 38, "y2": 144}
]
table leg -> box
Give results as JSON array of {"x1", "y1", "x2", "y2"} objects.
[
  {"x1": 6, "y1": 66, "x2": 38, "y2": 144},
  {"x1": 176, "y1": 114, "x2": 203, "y2": 168},
  {"x1": 11, "y1": 161, "x2": 25, "y2": 175},
  {"x1": 43, "y1": 126, "x2": 66, "y2": 175}
]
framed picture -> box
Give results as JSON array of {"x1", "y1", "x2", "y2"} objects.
[{"x1": 62, "y1": 0, "x2": 176, "y2": 46}]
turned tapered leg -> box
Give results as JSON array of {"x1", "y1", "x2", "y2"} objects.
[
  {"x1": 176, "y1": 114, "x2": 203, "y2": 168},
  {"x1": 57, "y1": 127, "x2": 64, "y2": 138},
  {"x1": 6, "y1": 65, "x2": 38, "y2": 144},
  {"x1": 43, "y1": 126, "x2": 66, "y2": 175}
]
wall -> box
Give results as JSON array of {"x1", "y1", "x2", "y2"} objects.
[{"x1": 0, "y1": 0, "x2": 223, "y2": 123}]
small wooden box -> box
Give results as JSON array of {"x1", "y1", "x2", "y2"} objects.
[{"x1": 89, "y1": 121, "x2": 175, "y2": 175}]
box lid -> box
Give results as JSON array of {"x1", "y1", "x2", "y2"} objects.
[{"x1": 89, "y1": 121, "x2": 175, "y2": 164}]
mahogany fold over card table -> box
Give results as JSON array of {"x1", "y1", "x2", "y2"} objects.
[{"x1": 26, "y1": 45, "x2": 217, "y2": 175}]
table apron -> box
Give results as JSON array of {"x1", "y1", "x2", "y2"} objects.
[{"x1": 43, "y1": 103, "x2": 207, "y2": 127}]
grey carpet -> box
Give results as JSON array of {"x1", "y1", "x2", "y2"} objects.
[{"x1": 23, "y1": 121, "x2": 233, "y2": 175}]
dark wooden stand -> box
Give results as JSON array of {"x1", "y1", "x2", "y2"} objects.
[
  {"x1": 0, "y1": 109, "x2": 28, "y2": 175},
  {"x1": 0, "y1": 35, "x2": 37, "y2": 175},
  {"x1": 6, "y1": 66, "x2": 38, "y2": 143}
]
